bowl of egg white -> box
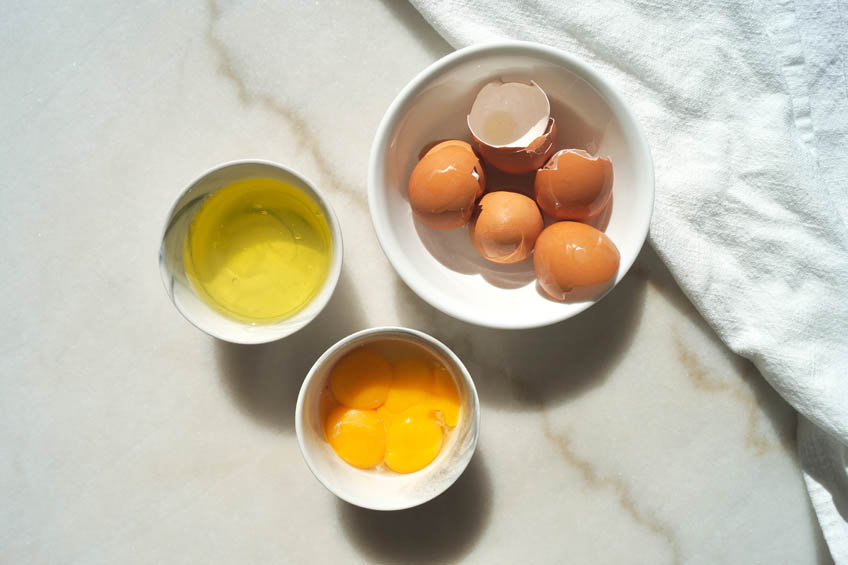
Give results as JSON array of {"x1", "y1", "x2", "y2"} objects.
[{"x1": 368, "y1": 41, "x2": 654, "y2": 329}]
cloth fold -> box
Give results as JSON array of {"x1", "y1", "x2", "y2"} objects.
[{"x1": 409, "y1": 0, "x2": 848, "y2": 561}]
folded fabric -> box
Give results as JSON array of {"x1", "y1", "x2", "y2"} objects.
[{"x1": 409, "y1": 0, "x2": 848, "y2": 561}]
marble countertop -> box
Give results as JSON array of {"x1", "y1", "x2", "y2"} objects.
[{"x1": 0, "y1": 1, "x2": 831, "y2": 563}]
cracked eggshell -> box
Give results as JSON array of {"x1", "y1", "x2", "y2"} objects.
[
  {"x1": 533, "y1": 221, "x2": 620, "y2": 301},
  {"x1": 535, "y1": 149, "x2": 613, "y2": 221},
  {"x1": 408, "y1": 140, "x2": 486, "y2": 229},
  {"x1": 469, "y1": 191, "x2": 544, "y2": 264},
  {"x1": 467, "y1": 80, "x2": 557, "y2": 174}
]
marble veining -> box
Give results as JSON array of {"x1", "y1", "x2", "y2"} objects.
[
  {"x1": 541, "y1": 416, "x2": 683, "y2": 564},
  {"x1": 674, "y1": 332, "x2": 794, "y2": 456},
  {"x1": 204, "y1": 0, "x2": 367, "y2": 209},
  {"x1": 483, "y1": 322, "x2": 683, "y2": 562},
  {"x1": 632, "y1": 264, "x2": 798, "y2": 456}
]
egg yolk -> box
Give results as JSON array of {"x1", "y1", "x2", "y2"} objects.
[
  {"x1": 329, "y1": 348, "x2": 392, "y2": 409},
  {"x1": 324, "y1": 406, "x2": 386, "y2": 469},
  {"x1": 429, "y1": 365, "x2": 461, "y2": 427},
  {"x1": 384, "y1": 406, "x2": 444, "y2": 474},
  {"x1": 376, "y1": 405, "x2": 397, "y2": 426},
  {"x1": 321, "y1": 345, "x2": 461, "y2": 474},
  {"x1": 384, "y1": 359, "x2": 434, "y2": 414}
]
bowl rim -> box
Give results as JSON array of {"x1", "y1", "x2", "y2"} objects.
[
  {"x1": 294, "y1": 326, "x2": 481, "y2": 511},
  {"x1": 367, "y1": 40, "x2": 654, "y2": 330},
  {"x1": 158, "y1": 159, "x2": 344, "y2": 344}
]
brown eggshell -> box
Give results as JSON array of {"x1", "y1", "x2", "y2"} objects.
[
  {"x1": 533, "y1": 221, "x2": 620, "y2": 301},
  {"x1": 534, "y1": 149, "x2": 613, "y2": 221},
  {"x1": 470, "y1": 192, "x2": 544, "y2": 264},
  {"x1": 408, "y1": 140, "x2": 486, "y2": 229},
  {"x1": 472, "y1": 118, "x2": 558, "y2": 175}
]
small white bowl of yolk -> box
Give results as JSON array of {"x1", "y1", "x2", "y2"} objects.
[{"x1": 295, "y1": 327, "x2": 480, "y2": 511}]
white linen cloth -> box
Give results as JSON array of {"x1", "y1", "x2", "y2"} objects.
[{"x1": 409, "y1": 0, "x2": 848, "y2": 560}]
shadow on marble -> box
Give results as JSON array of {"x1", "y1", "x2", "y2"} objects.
[
  {"x1": 214, "y1": 267, "x2": 365, "y2": 433},
  {"x1": 379, "y1": 0, "x2": 454, "y2": 59},
  {"x1": 338, "y1": 450, "x2": 493, "y2": 562},
  {"x1": 395, "y1": 242, "x2": 800, "y2": 457},
  {"x1": 393, "y1": 248, "x2": 648, "y2": 410}
]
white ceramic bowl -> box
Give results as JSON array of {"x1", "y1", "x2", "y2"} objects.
[
  {"x1": 295, "y1": 327, "x2": 479, "y2": 511},
  {"x1": 368, "y1": 41, "x2": 654, "y2": 329},
  {"x1": 159, "y1": 160, "x2": 343, "y2": 344}
]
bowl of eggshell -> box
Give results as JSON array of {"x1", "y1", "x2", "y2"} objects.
[{"x1": 368, "y1": 41, "x2": 654, "y2": 329}]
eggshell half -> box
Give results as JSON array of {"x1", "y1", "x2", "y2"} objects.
[
  {"x1": 473, "y1": 118, "x2": 558, "y2": 175},
  {"x1": 408, "y1": 140, "x2": 486, "y2": 229},
  {"x1": 470, "y1": 191, "x2": 544, "y2": 264},
  {"x1": 534, "y1": 149, "x2": 613, "y2": 221},
  {"x1": 533, "y1": 221, "x2": 620, "y2": 301},
  {"x1": 467, "y1": 80, "x2": 557, "y2": 174}
]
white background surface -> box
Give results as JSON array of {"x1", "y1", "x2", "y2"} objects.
[{"x1": 0, "y1": 1, "x2": 831, "y2": 563}]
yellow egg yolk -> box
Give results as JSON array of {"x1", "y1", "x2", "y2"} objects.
[
  {"x1": 321, "y1": 344, "x2": 462, "y2": 473},
  {"x1": 385, "y1": 407, "x2": 444, "y2": 474},
  {"x1": 324, "y1": 406, "x2": 386, "y2": 469},
  {"x1": 429, "y1": 365, "x2": 461, "y2": 427},
  {"x1": 329, "y1": 348, "x2": 392, "y2": 409},
  {"x1": 384, "y1": 359, "x2": 434, "y2": 414},
  {"x1": 376, "y1": 405, "x2": 397, "y2": 427}
]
